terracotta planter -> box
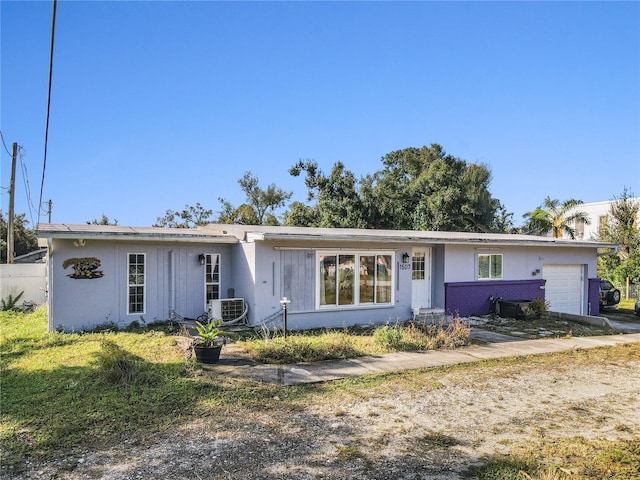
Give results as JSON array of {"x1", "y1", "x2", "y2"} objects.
[{"x1": 194, "y1": 344, "x2": 222, "y2": 364}]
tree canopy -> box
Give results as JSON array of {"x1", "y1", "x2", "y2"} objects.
[
  {"x1": 1, "y1": 212, "x2": 39, "y2": 263},
  {"x1": 286, "y1": 144, "x2": 503, "y2": 232},
  {"x1": 366, "y1": 145, "x2": 500, "y2": 231},
  {"x1": 87, "y1": 214, "x2": 118, "y2": 226},
  {"x1": 597, "y1": 188, "x2": 640, "y2": 285},
  {"x1": 217, "y1": 171, "x2": 292, "y2": 225},
  {"x1": 150, "y1": 144, "x2": 509, "y2": 233},
  {"x1": 153, "y1": 203, "x2": 213, "y2": 228},
  {"x1": 285, "y1": 160, "x2": 368, "y2": 228}
]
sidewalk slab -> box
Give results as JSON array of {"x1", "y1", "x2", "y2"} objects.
[{"x1": 469, "y1": 329, "x2": 524, "y2": 343}]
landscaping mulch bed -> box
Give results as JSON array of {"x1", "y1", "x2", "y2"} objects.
[{"x1": 467, "y1": 315, "x2": 617, "y2": 340}]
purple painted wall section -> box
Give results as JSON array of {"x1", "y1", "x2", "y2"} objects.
[
  {"x1": 588, "y1": 278, "x2": 600, "y2": 316},
  {"x1": 445, "y1": 280, "x2": 546, "y2": 317}
]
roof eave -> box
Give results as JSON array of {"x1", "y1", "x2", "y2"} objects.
[{"x1": 254, "y1": 232, "x2": 615, "y2": 249}]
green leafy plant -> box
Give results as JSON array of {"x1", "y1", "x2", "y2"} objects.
[
  {"x1": 1, "y1": 291, "x2": 24, "y2": 311},
  {"x1": 524, "y1": 297, "x2": 550, "y2": 319},
  {"x1": 194, "y1": 318, "x2": 225, "y2": 347}
]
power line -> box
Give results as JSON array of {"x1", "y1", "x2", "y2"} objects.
[
  {"x1": 19, "y1": 147, "x2": 37, "y2": 225},
  {"x1": 38, "y1": 0, "x2": 57, "y2": 224},
  {"x1": 0, "y1": 130, "x2": 13, "y2": 156}
]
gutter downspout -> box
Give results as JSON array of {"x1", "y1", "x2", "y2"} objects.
[
  {"x1": 168, "y1": 250, "x2": 176, "y2": 319},
  {"x1": 47, "y1": 238, "x2": 54, "y2": 332}
]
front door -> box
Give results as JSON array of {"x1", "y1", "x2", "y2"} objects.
[{"x1": 411, "y1": 248, "x2": 432, "y2": 309}]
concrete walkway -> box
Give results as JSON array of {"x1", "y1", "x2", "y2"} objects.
[{"x1": 209, "y1": 331, "x2": 640, "y2": 386}]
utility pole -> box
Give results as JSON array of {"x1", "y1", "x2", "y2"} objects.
[
  {"x1": 47, "y1": 199, "x2": 53, "y2": 223},
  {"x1": 7, "y1": 142, "x2": 17, "y2": 264}
]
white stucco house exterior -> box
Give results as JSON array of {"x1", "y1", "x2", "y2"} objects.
[
  {"x1": 569, "y1": 197, "x2": 640, "y2": 240},
  {"x1": 35, "y1": 223, "x2": 616, "y2": 332}
]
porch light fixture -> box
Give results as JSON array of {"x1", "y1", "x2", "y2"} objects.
[
  {"x1": 198, "y1": 254, "x2": 206, "y2": 265},
  {"x1": 402, "y1": 252, "x2": 410, "y2": 264}
]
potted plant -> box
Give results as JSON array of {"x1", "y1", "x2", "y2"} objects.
[{"x1": 193, "y1": 318, "x2": 226, "y2": 363}]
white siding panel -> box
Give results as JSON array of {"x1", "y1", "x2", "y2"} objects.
[{"x1": 543, "y1": 264, "x2": 583, "y2": 315}]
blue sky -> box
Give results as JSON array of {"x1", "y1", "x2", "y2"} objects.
[{"x1": 2, "y1": 1, "x2": 639, "y2": 229}]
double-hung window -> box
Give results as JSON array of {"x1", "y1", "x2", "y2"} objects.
[
  {"x1": 128, "y1": 253, "x2": 145, "y2": 314},
  {"x1": 477, "y1": 253, "x2": 502, "y2": 280},
  {"x1": 318, "y1": 251, "x2": 393, "y2": 308},
  {"x1": 204, "y1": 254, "x2": 220, "y2": 309}
]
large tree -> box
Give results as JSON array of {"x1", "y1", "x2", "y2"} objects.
[
  {"x1": 153, "y1": 203, "x2": 213, "y2": 228},
  {"x1": 597, "y1": 188, "x2": 640, "y2": 285},
  {"x1": 217, "y1": 171, "x2": 292, "y2": 225},
  {"x1": 285, "y1": 145, "x2": 504, "y2": 232},
  {"x1": 0, "y1": 212, "x2": 39, "y2": 263},
  {"x1": 363, "y1": 144, "x2": 501, "y2": 232},
  {"x1": 522, "y1": 197, "x2": 590, "y2": 238}
]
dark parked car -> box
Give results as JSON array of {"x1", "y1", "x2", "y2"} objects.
[
  {"x1": 599, "y1": 280, "x2": 621, "y2": 308},
  {"x1": 635, "y1": 299, "x2": 640, "y2": 317}
]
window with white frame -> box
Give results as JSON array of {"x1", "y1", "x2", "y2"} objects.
[
  {"x1": 318, "y1": 251, "x2": 393, "y2": 308},
  {"x1": 128, "y1": 253, "x2": 145, "y2": 314},
  {"x1": 477, "y1": 253, "x2": 502, "y2": 280},
  {"x1": 204, "y1": 254, "x2": 220, "y2": 309},
  {"x1": 412, "y1": 252, "x2": 425, "y2": 280}
]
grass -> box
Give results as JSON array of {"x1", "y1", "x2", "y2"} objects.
[
  {"x1": 618, "y1": 298, "x2": 637, "y2": 311},
  {"x1": 1, "y1": 308, "x2": 213, "y2": 470},
  {"x1": 469, "y1": 437, "x2": 640, "y2": 479},
  {"x1": 2, "y1": 308, "x2": 638, "y2": 477}
]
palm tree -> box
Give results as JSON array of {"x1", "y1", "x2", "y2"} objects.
[{"x1": 523, "y1": 197, "x2": 590, "y2": 238}]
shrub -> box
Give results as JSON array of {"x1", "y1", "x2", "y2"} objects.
[{"x1": 524, "y1": 297, "x2": 550, "y2": 319}]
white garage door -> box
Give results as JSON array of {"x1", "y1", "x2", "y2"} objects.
[{"x1": 543, "y1": 264, "x2": 584, "y2": 315}]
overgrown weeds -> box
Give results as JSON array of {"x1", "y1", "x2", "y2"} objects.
[
  {"x1": 236, "y1": 316, "x2": 471, "y2": 364},
  {"x1": 238, "y1": 329, "x2": 365, "y2": 363},
  {"x1": 373, "y1": 316, "x2": 470, "y2": 350}
]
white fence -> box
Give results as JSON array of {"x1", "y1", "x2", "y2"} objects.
[{"x1": 0, "y1": 264, "x2": 47, "y2": 306}]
